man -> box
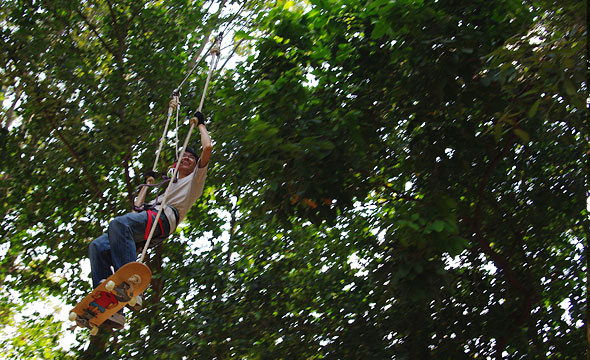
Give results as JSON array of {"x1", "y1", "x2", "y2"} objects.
[{"x1": 88, "y1": 112, "x2": 212, "y2": 328}]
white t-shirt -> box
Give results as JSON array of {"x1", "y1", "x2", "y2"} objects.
[{"x1": 150, "y1": 162, "x2": 208, "y2": 232}]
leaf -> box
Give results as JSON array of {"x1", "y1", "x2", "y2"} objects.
[
  {"x1": 279, "y1": 143, "x2": 301, "y2": 154},
  {"x1": 316, "y1": 140, "x2": 335, "y2": 151},
  {"x1": 371, "y1": 20, "x2": 390, "y2": 39},
  {"x1": 425, "y1": 220, "x2": 444, "y2": 234},
  {"x1": 563, "y1": 78, "x2": 577, "y2": 96},
  {"x1": 283, "y1": 0, "x2": 295, "y2": 9},
  {"x1": 448, "y1": 236, "x2": 469, "y2": 256},
  {"x1": 528, "y1": 98, "x2": 541, "y2": 118},
  {"x1": 234, "y1": 30, "x2": 256, "y2": 41},
  {"x1": 493, "y1": 123, "x2": 503, "y2": 143},
  {"x1": 366, "y1": 0, "x2": 393, "y2": 13},
  {"x1": 430, "y1": 220, "x2": 445, "y2": 233},
  {"x1": 513, "y1": 128, "x2": 530, "y2": 143}
]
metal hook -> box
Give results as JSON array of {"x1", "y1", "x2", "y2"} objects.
[{"x1": 210, "y1": 33, "x2": 223, "y2": 56}]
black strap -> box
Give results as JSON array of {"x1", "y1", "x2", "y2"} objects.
[{"x1": 132, "y1": 176, "x2": 171, "y2": 212}]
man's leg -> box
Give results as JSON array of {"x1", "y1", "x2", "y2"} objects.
[
  {"x1": 96, "y1": 212, "x2": 146, "y2": 329},
  {"x1": 88, "y1": 234, "x2": 113, "y2": 289},
  {"x1": 88, "y1": 213, "x2": 151, "y2": 329},
  {"x1": 102, "y1": 211, "x2": 170, "y2": 318},
  {"x1": 115, "y1": 210, "x2": 171, "y2": 311},
  {"x1": 106, "y1": 212, "x2": 149, "y2": 271}
]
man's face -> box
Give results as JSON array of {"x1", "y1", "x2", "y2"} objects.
[{"x1": 178, "y1": 153, "x2": 197, "y2": 176}]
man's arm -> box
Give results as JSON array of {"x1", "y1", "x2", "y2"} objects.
[
  {"x1": 197, "y1": 123, "x2": 212, "y2": 168},
  {"x1": 190, "y1": 112, "x2": 213, "y2": 168}
]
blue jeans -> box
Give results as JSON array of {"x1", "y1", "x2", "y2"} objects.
[{"x1": 88, "y1": 211, "x2": 170, "y2": 288}]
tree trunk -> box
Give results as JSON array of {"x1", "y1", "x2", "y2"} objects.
[{"x1": 81, "y1": 328, "x2": 115, "y2": 358}]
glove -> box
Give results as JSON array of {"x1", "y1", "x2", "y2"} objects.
[{"x1": 190, "y1": 111, "x2": 205, "y2": 126}]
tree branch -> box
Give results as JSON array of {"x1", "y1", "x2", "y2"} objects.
[
  {"x1": 126, "y1": 0, "x2": 142, "y2": 27},
  {"x1": 29, "y1": 82, "x2": 105, "y2": 202},
  {"x1": 105, "y1": 0, "x2": 125, "y2": 62},
  {"x1": 46, "y1": 116, "x2": 103, "y2": 199},
  {"x1": 149, "y1": 244, "x2": 164, "y2": 308},
  {"x1": 471, "y1": 134, "x2": 541, "y2": 357},
  {"x1": 74, "y1": 7, "x2": 117, "y2": 57}
]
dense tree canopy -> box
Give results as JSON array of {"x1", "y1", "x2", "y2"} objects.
[{"x1": 0, "y1": 0, "x2": 587, "y2": 358}]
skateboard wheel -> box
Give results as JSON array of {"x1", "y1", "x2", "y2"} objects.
[
  {"x1": 105, "y1": 280, "x2": 116, "y2": 291},
  {"x1": 69, "y1": 312, "x2": 78, "y2": 322},
  {"x1": 90, "y1": 326, "x2": 99, "y2": 336},
  {"x1": 129, "y1": 296, "x2": 137, "y2": 307},
  {"x1": 128, "y1": 274, "x2": 141, "y2": 285}
]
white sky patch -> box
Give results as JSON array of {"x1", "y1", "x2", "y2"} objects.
[
  {"x1": 305, "y1": 71, "x2": 319, "y2": 87},
  {"x1": 559, "y1": 298, "x2": 584, "y2": 328},
  {"x1": 444, "y1": 254, "x2": 462, "y2": 269},
  {"x1": 405, "y1": 181, "x2": 413, "y2": 191},
  {"x1": 0, "y1": 242, "x2": 10, "y2": 259},
  {"x1": 348, "y1": 252, "x2": 369, "y2": 277}
]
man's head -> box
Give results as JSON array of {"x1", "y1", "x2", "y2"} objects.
[
  {"x1": 182, "y1": 147, "x2": 198, "y2": 160},
  {"x1": 177, "y1": 147, "x2": 198, "y2": 178}
]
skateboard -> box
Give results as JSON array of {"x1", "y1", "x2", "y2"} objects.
[{"x1": 69, "y1": 262, "x2": 152, "y2": 335}]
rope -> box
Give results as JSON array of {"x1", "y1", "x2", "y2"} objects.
[
  {"x1": 133, "y1": 94, "x2": 179, "y2": 211},
  {"x1": 152, "y1": 95, "x2": 180, "y2": 171},
  {"x1": 125, "y1": 2, "x2": 250, "y2": 266},
  {"x1": 175, "y1": 95, "x2": 181, "y2": 160},
  {"x1": 173, "y1": 0, "x2": 249, "y2": 94},
  {"x1": 139, "y1": 41, "x2": 221, "y2": 264},
  {"x1": 174, "y1": 34, "x2": 218, "y2": 95},
  {"x1": 136, "y1": 0, "x2": 248, "y2": 191},
  {"x1": 218, "y1": 0, "x2": 249, "y2": 39}
]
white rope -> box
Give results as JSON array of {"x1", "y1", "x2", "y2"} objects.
[
  {"x1": 139, "y1": 40, "x2": 221, "y2": 264},
  {"x1": 198, "y1": 39, "x2": 221, "y2": 112},
  {"x1": 152, "y1": 95, "x2": 179, "y2": 171},
  {"x1": 174, "y1": 34, "x2": 214, "y2": 94},
  {"x1": 175, "y1": 96, "x2": 181, "y2": 161}
]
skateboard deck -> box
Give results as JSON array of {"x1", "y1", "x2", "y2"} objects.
[{"x1": 69, "y1": 262, "x2": 152, "y2": 335}]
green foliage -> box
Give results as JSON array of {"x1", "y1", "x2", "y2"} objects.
[
  {"x1": 0, "y1": 0, "x2": 586, "y2": 358},
  {"x1": 0, "y1": 310, "x2": 73, "y2": 359}
]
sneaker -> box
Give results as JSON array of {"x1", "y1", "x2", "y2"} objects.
[
  {"x1": 127, "y1": 294, "x2": 143, "y2": 311},
  {"x1": 102, "y1": 311, "x2": 125, "y2": 329}
]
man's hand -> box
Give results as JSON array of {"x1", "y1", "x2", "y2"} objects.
[
  {"x1": 190, "y1": 111, "x2": 206, "y2": 127},
  {"x1": 144, "y1": 170, "x2": 158, "y2": 181}
]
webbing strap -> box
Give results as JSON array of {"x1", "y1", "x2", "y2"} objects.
[{"x1": 145, "y1": 210, "x2": 164, "y2": 241}]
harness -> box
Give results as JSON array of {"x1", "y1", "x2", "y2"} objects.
[{"x1": 145, "y1": 209, "x2": 164, "y2": 241}]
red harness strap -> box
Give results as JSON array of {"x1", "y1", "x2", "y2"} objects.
[{"x1": 145, "y1": 209, "x2": 164, "y2": 241}]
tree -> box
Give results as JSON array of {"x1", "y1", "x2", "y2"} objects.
[{"x1": 0, "y1": 0, "x2": 586, "y2": 358}]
